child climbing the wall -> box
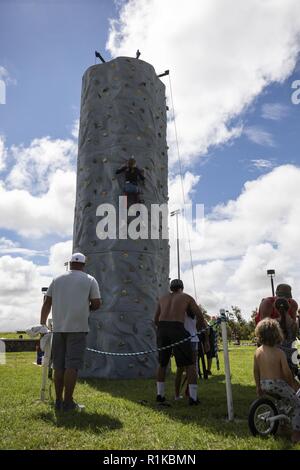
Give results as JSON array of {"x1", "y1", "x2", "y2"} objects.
[
  {"x1": 115, "y1": 157, "x2": 145, "y2": 204},
  {"x1": 254, "y1": 318, "x2": 300, "y2": 443}
]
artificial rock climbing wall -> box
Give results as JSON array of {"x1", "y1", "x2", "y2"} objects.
[{"x1": 73, "y1": 57, "x2": 169, "y2": 378}]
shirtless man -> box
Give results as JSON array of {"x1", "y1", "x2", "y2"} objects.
[
  {"x1": 258, "y1": 283, "x2": 298, "y2": 341},
  {"x1": 254, "y1": 318, "x2": 300, "y2": 443},
  {"x1": 154, "y1": 279, "x2": 208, "y2": 405}
]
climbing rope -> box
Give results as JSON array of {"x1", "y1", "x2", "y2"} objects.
[
  {"x1": 86, "y1": 319, "x2": 221, "y2": 357},
  {"x1": 168, "y1": 72, "x2": 198, "y2": 302}
]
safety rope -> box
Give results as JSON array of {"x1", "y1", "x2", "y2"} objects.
[
  {"x1": 87, "y1": 319, "x2": 221, "y2": 357},
  {"x1": 168, "y1": 72, "x2": 198, "y2": 302}
]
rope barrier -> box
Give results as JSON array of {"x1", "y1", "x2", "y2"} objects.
[{"x1": 87, "y1": 319, "x2": 221, "y2": 357}]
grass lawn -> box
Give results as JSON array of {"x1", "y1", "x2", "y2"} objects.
[
  {"x1": 0, "y1": 333, "x2": 31, "y2": 339},
  {"x1": 0, "y1": 346, "x2": 297, "y2": 450}
]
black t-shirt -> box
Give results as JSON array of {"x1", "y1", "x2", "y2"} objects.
[{"x1": 116, "y1": 166, "x2": 145, "y2": 184}]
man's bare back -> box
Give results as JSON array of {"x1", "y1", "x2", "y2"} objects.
[{"x1": 154, "y1": 292, "x2": 206, "y2": 328}]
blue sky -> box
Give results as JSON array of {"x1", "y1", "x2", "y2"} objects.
[
  {"x1": 1, "y1": 0, "x2": 300, "y2": 328},
  {"x1": 0, "y1": 0, "x2": 116, "y2": 146}
]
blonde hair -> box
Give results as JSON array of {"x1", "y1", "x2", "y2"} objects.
[{"x1": 255, "y1": 318, "x2": 283, "y2": 347}]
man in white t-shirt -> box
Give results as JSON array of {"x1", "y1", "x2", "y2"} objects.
[{"x1": 40, "y1": 252, "x2": 101, "y2": 411}]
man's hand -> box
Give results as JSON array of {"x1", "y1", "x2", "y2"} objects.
[{"x1": 90, "y1": 298, "x2": 101, "y2": 311}]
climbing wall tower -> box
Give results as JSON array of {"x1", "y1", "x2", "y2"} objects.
[{"x1": 73, "y1": 57, "x2": 169, "y2": 378}]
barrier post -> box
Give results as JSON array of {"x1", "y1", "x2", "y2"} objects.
[
  {"x1": 220, "y1": 309, "x2": 234, "y2": 421},
  {"x1": 40, "y1": 335, "x2": 52, "y2": 401}
]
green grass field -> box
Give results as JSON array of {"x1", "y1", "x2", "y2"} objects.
[
  {"x1": 0, "y1": 347, "x2": 297, "y2": 450},
  {"x1": 0, "y1": 333, "x2": 31, "y2": 339}
]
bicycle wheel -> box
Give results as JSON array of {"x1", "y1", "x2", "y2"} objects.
[{"x1": 248, "y1": 397, "x2": 279, "y2": 436}]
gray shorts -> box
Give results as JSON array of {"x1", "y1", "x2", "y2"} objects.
[{"x1": 52, "y1": 332, "x2": 87, "y2": 370}]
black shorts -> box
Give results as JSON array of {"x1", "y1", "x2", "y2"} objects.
[{"x1": 157, "y1": 321, "x2": 194, "y2": 368}]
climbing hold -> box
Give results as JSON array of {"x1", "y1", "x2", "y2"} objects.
[
  {"x1": 102, "y1": 132, "x2": 108, "y2": 137},
  {"x1": 102, "y1": 158, "x2": 108, "y2": 163},
  {"x1": 122, "y1": 252, "x2": 129, "y2": 257},
  {"x1": 121, "y1": 290, "x2": 128, "y2": 296},
  {"x1": 120, "y1": 314, "x2": 124, "y2": 320}
]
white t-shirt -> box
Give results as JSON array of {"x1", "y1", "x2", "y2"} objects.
[
  {"x1": 184, "y1": 314, "x2": 199, "y2": 343},
  {"x1": 47, "y1": 270, "x2": 101, "y2": 333}
]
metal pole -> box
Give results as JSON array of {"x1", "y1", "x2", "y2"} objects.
[
  {"x1": 220, "y1": 309, "x2": 234, "y2": 421},
  {"x1": 271, "y1": 274, "x2": 275, "y2": 297}
]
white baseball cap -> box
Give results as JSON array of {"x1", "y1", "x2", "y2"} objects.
[{"x1": 70, "y1": 252, "x2": 86, "y2": 264}]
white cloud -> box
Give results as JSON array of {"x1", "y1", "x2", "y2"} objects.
[
  {"x1": 71, "y1": 119, "x2": 79, "y2": 140},
  {"x1": 261, "y1": 102, "x2": 289, "y2": 121},
  {"x1": 0, "y1": 169, "x2": 76, "y2": 238},
  {"x1": 6, "y1": 136, "x2": 77, "y2": 193},
  {"x1": 0, "y1": 237, "x2": 46, "y2": 257},
  {"x1": 0, "y1": 124, "x2": 78, "y2": 238},
  {"x1": 251, "y1": 159, "x2": 274, "y2": 170},
  {"x1": 0, "y1": 135, "x2": 7, "y2": 172},
  {"x1": 0, "y1": 66, "x2": 16, "y2": 86},
  {"x1": 0, "y1": 240, "x2": 73, "y2": 331},
  {"x1": 244, "y1": 126, "x2": 275, "y2": 147},
  {"x1": 168, "y1": 165, "x2": 300, "y2": 317},
  {"x1": 107, "y1": 0, "x2": 300, "y2": 162}
]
